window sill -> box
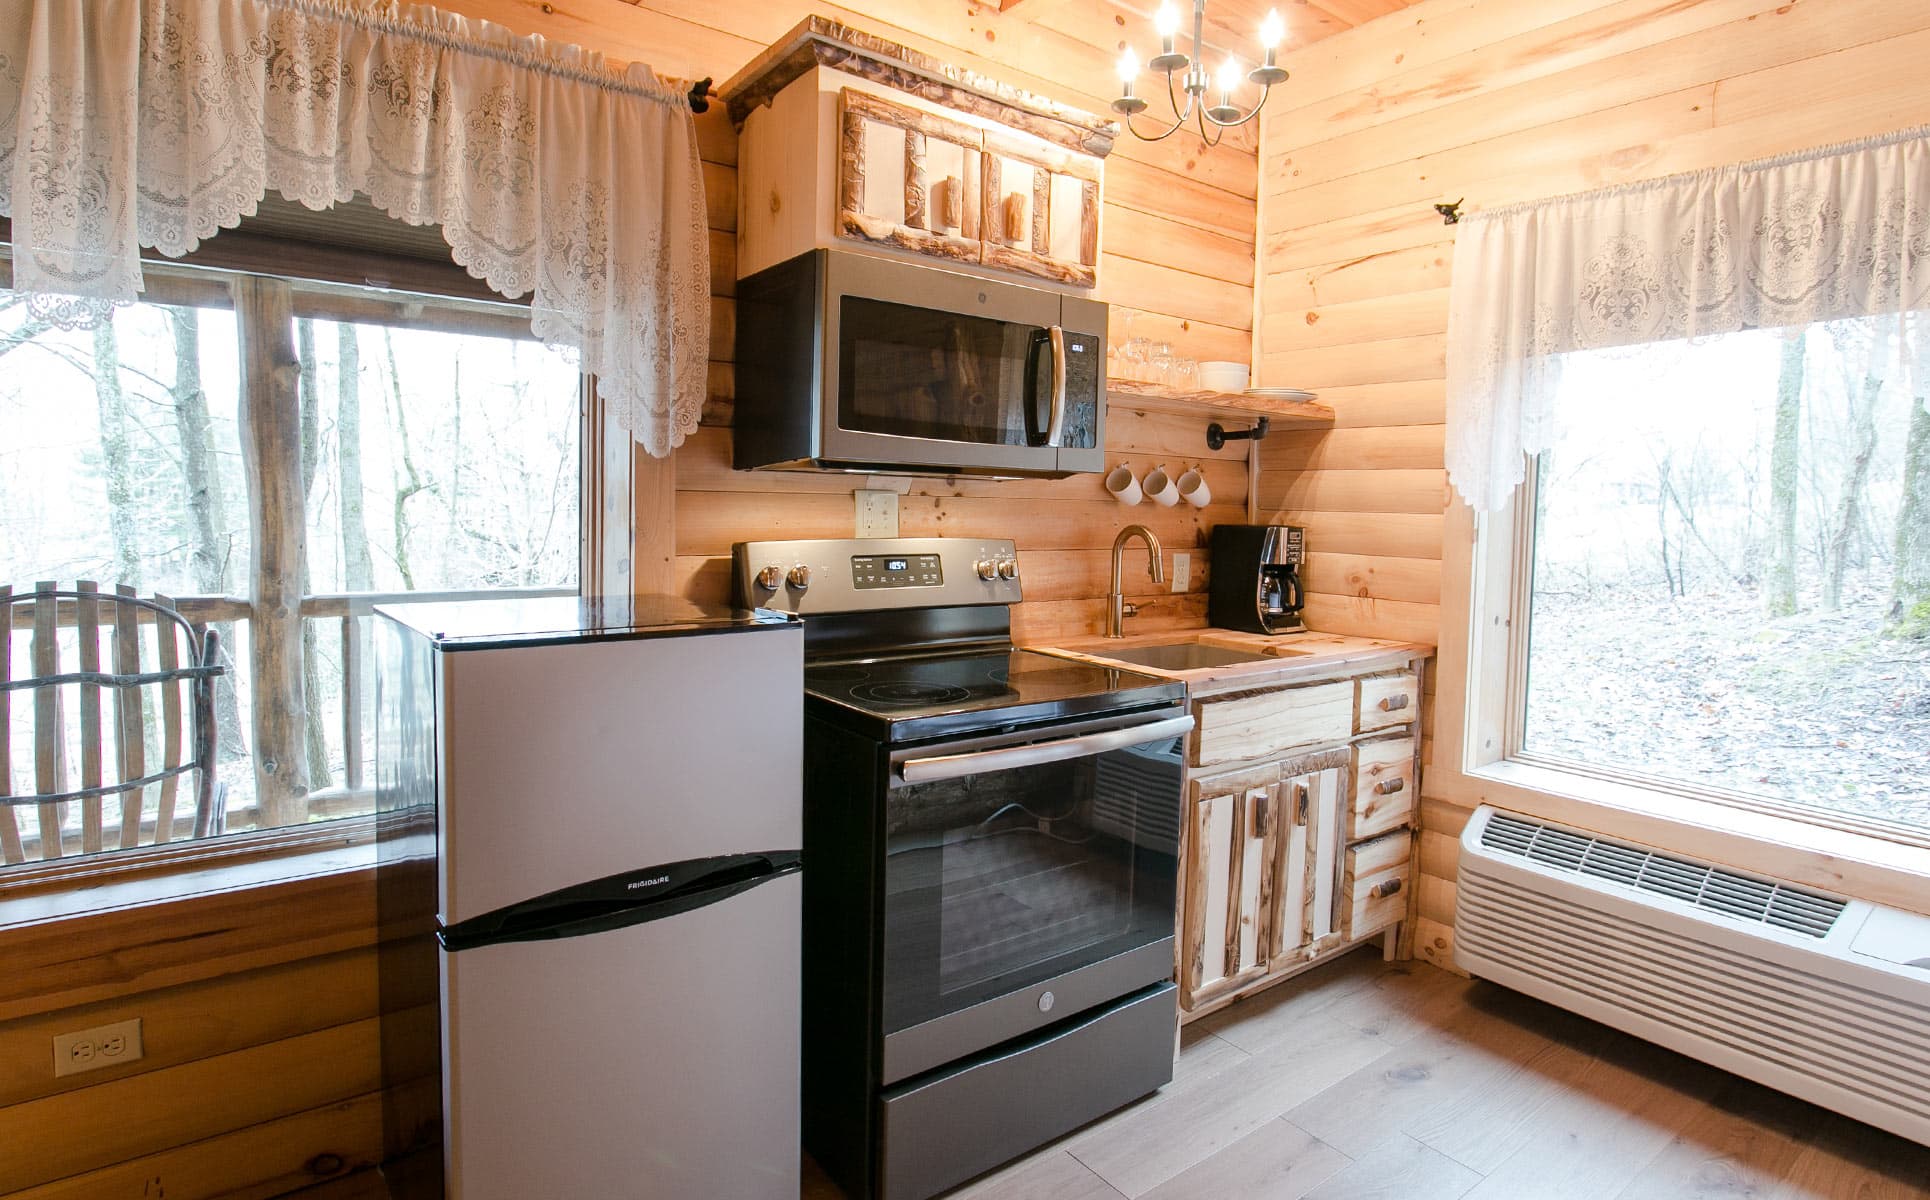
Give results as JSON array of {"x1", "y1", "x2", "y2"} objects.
[
  {"x1": 0, "y1": 821, "x2": 375, "y2": 931},
  {"x1": 1439, "y1": 759, "x2": 1930, "y2": 917}
]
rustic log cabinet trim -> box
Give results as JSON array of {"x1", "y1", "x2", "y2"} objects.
[
  {"x1": 836, "y1": 89, "x2": 984, "y2": 263},
  {"x1": 721, "y1": 15, "x2": 1119, "y2": 158}
]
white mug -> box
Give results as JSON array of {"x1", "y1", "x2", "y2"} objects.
[
  {"x1": 1177, "y1": 466, "x2": 1211, "y2": 508},
  {"x1": 1143, "y1": 464, "x2": 1180, "y2": 507},
  {"x1": 1104, "y1": 463, "x2": 1143, "y2": 506}
]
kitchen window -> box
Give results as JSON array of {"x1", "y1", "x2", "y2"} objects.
[
  {"x1": 1437, "y1": 128, "x2": 1930, "y2": 886},
  {"x1": 1497, "y1": 320, "x2": 1928, "y2": 838},
  {"x1": 0, "y1": 260, "x2": 587, "y2": 870}
]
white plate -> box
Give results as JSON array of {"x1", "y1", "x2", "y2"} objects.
[{"x1": 1243, "y1": 387, "x2": 1318, "y2": 401}]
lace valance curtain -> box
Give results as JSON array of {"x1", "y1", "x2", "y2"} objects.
[
  {"x1": 0, "y1": 0, "x2": 709, "y2": 455},
  {"x1": 1446, "y1": 127, "x2": 1930, "y2": 512}
]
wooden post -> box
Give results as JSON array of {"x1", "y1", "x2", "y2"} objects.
[
  {"x1": 1031, "y1": 167, "x2": 1049, "y2": 255},
  {"x1": 232, "y1": 275, "x2": 309, "y2": 828},
  {"x1": 904, "y1": 130, "x2": 928, "y2": 231}
]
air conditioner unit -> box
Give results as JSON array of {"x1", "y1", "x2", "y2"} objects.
[{"x1": 1455, "y1": 805, "x2": 1930, "y2": 1147}]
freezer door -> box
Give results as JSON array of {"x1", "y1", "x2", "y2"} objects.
[
  {"x1": 436, "y1": 624, "x2": 802, "y2": 924},
  {"x1": 442, "y1": 870, "x2": 802, "y2": 1199}
]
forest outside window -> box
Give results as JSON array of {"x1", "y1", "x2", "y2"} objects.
[
  {"x1": 1500, "y1": 318, "x2": 1929, "y2": 837},
  {"x1": 0, "y1": 263, "x2": 584, "y2": 867}
]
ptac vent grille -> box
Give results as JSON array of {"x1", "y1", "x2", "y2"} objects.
[{"x1": 1479, "y1": 811, "x2": 1847, "y2": 938}]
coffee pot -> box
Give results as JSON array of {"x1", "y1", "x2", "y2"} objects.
[{"x1": 1208, "y1": 524, "x2": 1306, "y2": 634}]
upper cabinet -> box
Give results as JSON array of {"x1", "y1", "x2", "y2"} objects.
[{"x1": 722, "y1": 18, "x2": 1116, "y2": 289}]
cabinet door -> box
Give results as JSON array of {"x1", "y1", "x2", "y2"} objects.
[
  {"x1": 1180, "y1": 777, "x2": 1274, "y2": 1010},
  {"x1": 1271, "y1": 766, "x2": 1344, "y2": 968},
  {"x1": 837, "y1": 89, "x2": 984, "y2": 265},
  {"x1": 980, "y1": 132, "x2": 1100, "y2": 288}
]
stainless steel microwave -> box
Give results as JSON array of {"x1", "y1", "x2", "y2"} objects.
[{"x1": 732, "y1": 250, "x2": 1108, "y2": 477}]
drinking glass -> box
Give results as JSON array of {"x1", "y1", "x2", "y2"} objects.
[{"x1": 1149, "y1": 342, "x2": 1175, "y2": 388}]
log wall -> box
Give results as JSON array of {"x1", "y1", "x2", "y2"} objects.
[{"x1": 1249, "y1": 0, "x2": 1930, "y2": 971}]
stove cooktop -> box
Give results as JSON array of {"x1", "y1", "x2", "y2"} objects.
[{"x1": 804, "y1": 647, "x2": 1184, "y2": 743}]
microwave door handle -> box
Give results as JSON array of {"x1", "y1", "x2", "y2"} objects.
[
  {"x1": 898, "y1": 715, "x2": 1195, "y2": 784},
  {"x1": 1046, "y1": 325, "x2": 1068, "y2": 447}
]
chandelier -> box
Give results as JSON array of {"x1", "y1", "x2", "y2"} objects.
[{"x1": 1112, "y1": 1, "x2": 1286, "y2": 146}]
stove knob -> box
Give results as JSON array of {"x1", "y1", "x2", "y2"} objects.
[
  {"x1": 787, "y1": 564, "x2": 812, "y2": 590},
  {"x1": 975, "y1": 559, "x2": 999, "y2": 581},
  {"x1": 997, "y1": 559, "x2": 1019, "y2": 581},
  {"x1": 755, "y1": 564, "x2": 784, "y2": 591}
]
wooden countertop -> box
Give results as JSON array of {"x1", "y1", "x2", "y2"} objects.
[{"x1": 1032, "y1": 628, "x2": 1432, "y2": 699}]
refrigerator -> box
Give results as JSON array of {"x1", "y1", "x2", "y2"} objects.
[{"x1": 373, "y1": 595, "x2": 803, "y2": 1199}]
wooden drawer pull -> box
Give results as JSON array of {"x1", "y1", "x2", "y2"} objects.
[
  {"x1": 1370, "y1": 878, "x2": 1403, "y2": 899},
  {"x1": 1377, "y1": 694, "x2": 1410, "y2": 712},
  {"x1": 1250, "y1": 792, "x2": 1269, "y2": 838},
  {"x1": 1372, "y1": 777, "x2": 1406, "y2": 796}
]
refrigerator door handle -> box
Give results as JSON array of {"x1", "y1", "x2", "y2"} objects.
[{"x1": 438, "y1": 849, "x2": 801, "y2": 953}]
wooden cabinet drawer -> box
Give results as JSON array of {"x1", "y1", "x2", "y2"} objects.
[
  {"x1": 1356, "y1": 670, "x2": 1419, "y2": 732},
  {"x1": 1340, "y1": 832, "x2": 1410, "y2": 939},
  {"x1": 1192, "y1": 681, "x2": 1352, "y2": 768},
  {"x1": 1348, "y1": 735, "x2": 1414, "y2": 841}
]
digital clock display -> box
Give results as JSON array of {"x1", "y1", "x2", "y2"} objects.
[{"x1": 852, "y1": 554, "x2": 942, "y2": 589}]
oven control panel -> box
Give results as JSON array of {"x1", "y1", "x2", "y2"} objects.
[
  {"x1": 731, "y1": 537, "x2": 1020, "y2": 613},
  {"x1": 852, "y1": 553, "x2": 943, "y2": 589}
]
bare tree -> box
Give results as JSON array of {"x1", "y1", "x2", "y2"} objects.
[
  {"x1": 1893, "y1": 364, "x2": 1930, "y2": 637},
  {"x1": 337, "y1": 324, "x2": 375, "y2": 592},
  {"x1": 1765, "y1": 332, "x2": 1806, "y2": 617},
  {"x1": 381, "y1": 328, "x2": 430, "y2": 589},
  {"x1": 92, "y1": 318, "x2": 141, "y2": 588},
  {"x1": 168, "y1": 309, "x2": 245, "y2": 763},
  {"x1": 1820, "y1": 324, "x2": 1888, "y2": 611}
]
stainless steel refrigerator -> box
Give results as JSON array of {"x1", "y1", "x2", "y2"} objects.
[{"x1": 374, "y1": 596, "x2": 802, "y2": 1199}]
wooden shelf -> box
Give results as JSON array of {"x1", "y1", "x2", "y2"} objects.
[{"x1": 1106, "y1": 380, "x2": 1334, "y2": 426}]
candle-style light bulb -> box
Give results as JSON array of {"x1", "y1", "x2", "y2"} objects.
[
  {"x1": 1154, "y1": 2, "x2": 1182, "y2": 37},
  {"x1": 1117, "y1": 46, "x2": 1139, "y2": 83},
  {"x1": 1217, "y1": 57, "x2": 1241, "y2": 98},
  {"x1": 1259, "y1": 9, "x2": 1285, "y2": 50}
]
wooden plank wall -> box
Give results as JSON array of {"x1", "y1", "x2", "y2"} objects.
[
  {"x1": 0, "y1": 4, "x2": 1258, "y2": 1197},
  {"x1": 1249, "y1": 0, "x2": 1930, "y2": 971}
]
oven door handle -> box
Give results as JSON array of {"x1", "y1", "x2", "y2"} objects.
[{"x1": 897, "y1": 714, "x2": 1195, "y2": 784}]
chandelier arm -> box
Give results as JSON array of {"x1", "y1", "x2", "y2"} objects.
[
  {"x1": 1121, "y1": 106, "x2": 1197, "y2": 143},
  {"x1": 1201, "y1": 76, "x2": 1274, "y2": 130},
  {"x1": 1194, "y1": 102, "x2": 1226, "y2": 148}
]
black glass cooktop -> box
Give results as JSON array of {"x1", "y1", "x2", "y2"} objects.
[{"x1": 805, "y1": 648, "x2": 1183, "y2": 743}]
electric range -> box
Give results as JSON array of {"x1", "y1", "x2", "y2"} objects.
[{"x1": 733, "y1": 536, "x2": 1189, "y2": 1200}]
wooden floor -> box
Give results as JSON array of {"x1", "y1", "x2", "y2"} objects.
[
  {"x1": 296, "y1": 948, "x2": 1930, "y2": 1199},
  {"x1": 806, "y1": 949, "x2": 1930, "y2": 1200}
]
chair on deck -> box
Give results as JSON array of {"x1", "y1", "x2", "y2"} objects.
[{"x1": 2, "y1": 582, "x2": 227, "y2": 864}]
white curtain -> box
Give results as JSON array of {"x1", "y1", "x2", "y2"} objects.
[
  {"x1": 1446, "y1": 127, "x2": 1930, "y2": 512},
  {"x1": 0, "y1": 0, "x2": 710, "y2": 456}
]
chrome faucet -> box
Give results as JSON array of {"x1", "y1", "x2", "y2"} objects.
[{"x1": 1108, "y1": 524, "x2": 1165, "y2": 638}]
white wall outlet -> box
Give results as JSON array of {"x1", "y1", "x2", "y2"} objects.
[
  {"x1": 855, "y1": 489, "x2": 899, "y2": 538},
  {"x1": 1170, "y1": 552, "x2": 1191, "y2": 593},
  {"x1": 53, "y1": 1017, "x2": 143, "y2": 1078}
]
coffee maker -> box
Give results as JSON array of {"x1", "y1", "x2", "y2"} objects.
[{"x1": 1208, "y1": 524, "x2": 1306, "y2": 634}]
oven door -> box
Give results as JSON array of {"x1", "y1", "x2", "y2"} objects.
[
  {"x1": 879, "y1": 707, "x2": 1192, "y2": 1084},
  {"x1": 821, "y1": 252, "x2": 1106, "y2": 477}
]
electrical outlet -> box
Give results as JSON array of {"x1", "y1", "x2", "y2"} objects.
[
  {"x1": 53, "y1": 1018, "x2": 143, "y2": 1078},
  {"x1": 855, "y1": 489, "x2": 898, "y2": 538},
  {"x1": 1170, "y1": 552, "x2": 1191, "y2": 593}
]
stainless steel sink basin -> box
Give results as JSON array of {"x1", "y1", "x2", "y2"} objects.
[{"x1": 1097, "y1": 642, "x2": 1282, "y2": 671}]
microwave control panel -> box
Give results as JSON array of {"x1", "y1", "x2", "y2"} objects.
[{"x1": 852, "y1": 554, "x2": 943, "y2": 589}]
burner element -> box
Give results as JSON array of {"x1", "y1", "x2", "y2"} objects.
[{"x1": 851, "y1": 681, "x2": 974, "y2": 707}]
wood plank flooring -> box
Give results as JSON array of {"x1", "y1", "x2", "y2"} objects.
[
  {"x1": 288, "y1": 948, "x2": 1930, "y2": 1199},
  {"x1": 809, "y1": 949, "x2": 1930, "y2": 1200}
]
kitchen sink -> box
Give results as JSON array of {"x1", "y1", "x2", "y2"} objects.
[{"x1": 1097, "y1": 641, "x2": 1286, "y2": 671}]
